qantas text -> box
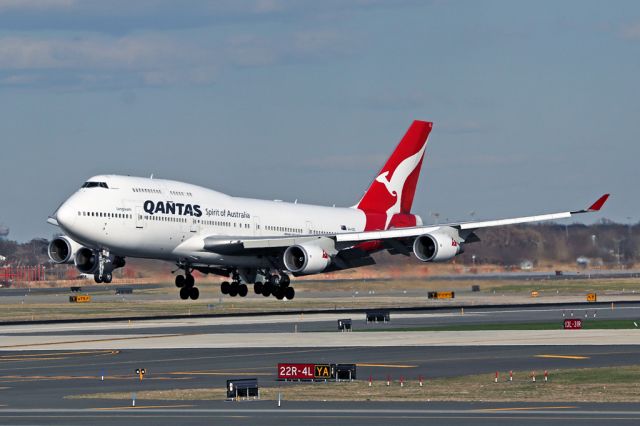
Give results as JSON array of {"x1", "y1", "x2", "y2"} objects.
[{"x1": 144, "y1": 200, "x2": 202, "y2": 217}]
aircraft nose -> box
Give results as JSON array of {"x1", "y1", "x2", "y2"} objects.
[{"x1": 55, "y1": 200, "x2": 77, "y2": 230}]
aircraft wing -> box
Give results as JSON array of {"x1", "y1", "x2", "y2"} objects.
[{"x1": 199, "y1": 194, "x2": 609, "y2": 255}]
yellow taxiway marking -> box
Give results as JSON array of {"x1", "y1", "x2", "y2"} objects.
[
  {"x1": 93, "y1": 404, "x2": 194, "y2": 411},
  {"x1": 169, "y1": 371, "x2": 271, "y2": 376},
  {"x1": 535, "y1": 354, "x2": 589, "y2": 360},
  {"x1": 0, "y1": 350, "x2": 119, "y2": 362},
  {"x1": 356, "y1": 363, "x2": 417, "y2": 368},
  {"x1": 479, "y1": 406, "x2": 577, "y2": 412}
]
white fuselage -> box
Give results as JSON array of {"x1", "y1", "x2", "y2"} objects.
[{"x1": 55, "y1": 175, "x2": 367, "y2": 268}]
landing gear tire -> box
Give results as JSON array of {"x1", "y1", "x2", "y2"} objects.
[
  {"x1": 221, "y1": 281, "x2": 230, "y2": 295},
  {"x1": 185, "y1": 274, "x2": 195, "y2": 288},
  {"x1": 179, "y1": 287, "x2": 190, "y2": 300},
  {"x1": 103, "y1": 273, "x2": 113, "y2": 284},
  {"x1": 189, "y1": 287, "x2": 200, "y2": 300},
  {"x1": 254, "y1": 281, "x2": 263, "y2": 294},
  {"x1": 261, "y1": 283, "x2": 271, "y2": 297},
  {"x1": 93, "y1": 273, "x2": 103, "y2": 284},
  {"x1": 274, "y1": 289, "x2": 285, "y2": 300},
  {"x1": 175, "y1": 275, "x2": 186, "y2": 288},
  {"x1": 280, "y1": 274, "x2": 290, "y2": 287},
  {"x1": 285, "y1": 287, "x2": 295, "y2": 300},
  {"x1": 238, "y1": 284, "x2": 248, "y2": 298},
  {"x1": 229, "y1": 283, "x2": 239, "y2": 297}
]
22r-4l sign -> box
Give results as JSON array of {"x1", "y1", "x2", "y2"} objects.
[{"x1": 278, "y1": 363, "x2": 315, "y2": 380}]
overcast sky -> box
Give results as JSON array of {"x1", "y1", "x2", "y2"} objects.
[{"x1": 0, "y1": 0, "x2": 638, "y2": 242}]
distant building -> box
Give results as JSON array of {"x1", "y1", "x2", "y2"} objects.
[{"x1": 519, "y1": 260, "x2": 534, "y2": 270}]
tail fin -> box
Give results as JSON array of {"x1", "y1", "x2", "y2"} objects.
[{"x1": 356, "y1": 120, "x2": 432, "y2": 228}]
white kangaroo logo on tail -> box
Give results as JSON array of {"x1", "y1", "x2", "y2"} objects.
[{"x1": 375, "y1": 142, "x2": 427, "y2": 229}]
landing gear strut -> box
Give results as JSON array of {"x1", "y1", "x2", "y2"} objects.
[
  {"x1": 175, "y1": 268, "x2": 199, "y2": 300},
  {"x1": 93, "y1": 250, "x2": 114, "y2": 284}
]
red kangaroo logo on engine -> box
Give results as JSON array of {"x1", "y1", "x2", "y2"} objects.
[
  {"x1": 322, "y1": 250, "x2": 329, "y2": 259},
  {"x1": 451, "y1": 239, "x2": 458, "y2": 247}
]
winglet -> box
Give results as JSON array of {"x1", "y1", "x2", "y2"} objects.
[
  {"x1": 587, "y1": 194, "x2": 610, "y2": 212},
  {"x1": 570, "y1": 194, "x2": 609, "y2": 215}
]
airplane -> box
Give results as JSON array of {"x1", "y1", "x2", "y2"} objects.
[{"x1": 46, "y1": 120, "x2": 609, "y2": 300}]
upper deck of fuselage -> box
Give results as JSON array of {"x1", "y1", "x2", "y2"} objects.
[{"x1": 80, "y1": 175, "x2": 230, "y2": 200}]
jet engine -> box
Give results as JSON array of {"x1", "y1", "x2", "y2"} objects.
[
  {"x1": 74, "y1": 247, "x2": 99, "y2": 273},
  {"x1": 48, "y1": 236, "x2": 84, "y2": 264},
  {"x1": 283, "y1": 243, "x2": 331, "y2": 275},
  {"x1": 413, "y1": 233, "x2": 462, "y2": 262}
]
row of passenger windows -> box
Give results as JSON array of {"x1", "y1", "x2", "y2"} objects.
[
  {"x1": 133, "y1": 188, "x2": 161, "y2": 194},
  {"x1": 169, "y1": 190, "x2": 192, "y2": 197},
  {"x1": 78, "y1": 211, "x2": 131, "y2": 219},
  {"x1": 266, "y1": 225, "x2": 302, "y2": 234},
  {"x1": 144, "y1": 215, "x2": 187, "y2": 223}
]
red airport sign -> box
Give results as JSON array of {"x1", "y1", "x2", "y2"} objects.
[
  {"x1": 277, "y1": 363, "x2": 315, "y2": 380},
  {"x1": 564, "y1": 319, "x2": 583, "y2": 329}
]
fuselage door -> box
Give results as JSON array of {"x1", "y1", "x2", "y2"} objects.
[
  {"x1": 135, "y1": 206, "x2": 144, "y2": 229},
  {"x1": 190, "y1": 218, "x2": 198, "y2": 233},
  {"x1": 253, "y1": 216, "x2": 261, "y2": 236},
  {"x1": 305, "y1": 221, "x2": 313, "y2": 235}
]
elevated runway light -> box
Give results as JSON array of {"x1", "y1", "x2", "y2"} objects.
[
  {"x1": 544, "y1": 370, "x2": 548, "y2": 382},
  {"x1": 494, "y1": 371, "x2": 499, "y2": 383},
  {"x1": 369, "y1": 376, "x2": 372, "y2": 387},
  {"x1": 509, "y1": 370, "x2": 513, "y2": 382},
  {"x1": 531, "y1": 371, "x2": 536, "y2": 382},
  {"x1": 135, "y1": 368, "x2": 146, "y2": 381},
  {"x1": 386, "y1": 376, "x2": 391, "y2": 387},
  {"x1": 419, "y1": 375, "x2": 424, "y2": 387}
]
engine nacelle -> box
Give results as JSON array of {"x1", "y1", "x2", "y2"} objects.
[
  {"x1": 74, "y1": 247, "x2": 99, "y2": 274},
  {"x1": 283, "y1": 243, "x2": 331, "y2": 275},
  {"x1": 48, "y1": 236, "x2": 84, "y2": 264},
  {"x1": 413, "y1": 233, "x2": 462, "y2": 262}
]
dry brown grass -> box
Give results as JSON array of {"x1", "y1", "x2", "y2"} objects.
[{"x1": 67, "y1": 365, "x2": 640, "y2": 403}]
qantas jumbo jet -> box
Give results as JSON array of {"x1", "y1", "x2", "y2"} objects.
[{"x1": 47, "y1": 121, "x2": 609, "y2": 300}]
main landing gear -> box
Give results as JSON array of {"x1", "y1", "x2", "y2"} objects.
[
  {"x1": 252, "y1": 273, "x2": 295, "y2": 300},
  {"x1": 220, "y1": 271, "x2": 249, "y2": 298},
  {"x1": 220, "y1": 272, "x2": 294, "y2": 300},
  {"x1": 175, "y1": 272, "x2": 199, "y2": 300}
]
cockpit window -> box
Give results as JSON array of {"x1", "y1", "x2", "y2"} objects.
[{"x1": 82, "y1": 182, "x2": 109, "y2": 189}]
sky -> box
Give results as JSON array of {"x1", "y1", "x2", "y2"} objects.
[{"x1": 0, "y1": 0, "x2": 638, "y2": 242}]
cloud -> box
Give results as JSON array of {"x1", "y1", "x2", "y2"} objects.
[
  {"x1": 301, "y1": 153, "x2": 387, "y2": 171},
  {"x1": 437, "y1": 120, "x2": 492, "y2": 135},
  {"x1": 620, "y1": 22, "x2": 640, "y2": 40},
  {"x1": 0, "y1": 28, "x2": 353, "y2": 89},
  {"x1": 0, "y1": 0, "x2": 75, "y2": 12},
  {"x1": 0, "y1": 0, "x2": 421, "y2": 33}
]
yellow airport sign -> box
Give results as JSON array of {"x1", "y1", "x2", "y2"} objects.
[
  {"x1": 587, "y1": 293, "x2": 597, "y2": 302},
  {"x1": 530, "y1": 291, "x2": 539, "y2": 297},
  {"x1": 69, "y1": 295, "x2": 91, "y2": 303}
]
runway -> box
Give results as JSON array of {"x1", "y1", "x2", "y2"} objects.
[
  {"x1": 1, "y1": 303, "x2": 639, "y2": 424},
  {"x1": 1, "y1": 403, "x2": 640, "y2": 426}
]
